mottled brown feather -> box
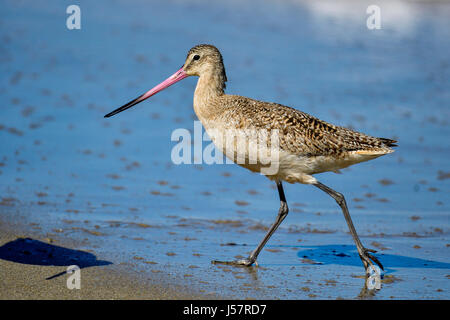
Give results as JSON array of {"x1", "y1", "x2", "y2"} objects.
[
  {"x1": 208, "y1": 95, "x2": 397, "y2": 157},
  {"x1": 186, "y1": 44, "x2": 397, "y2": 162}
]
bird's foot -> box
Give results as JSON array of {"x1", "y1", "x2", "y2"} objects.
[
  {"x1": 359, "y1": 247, "x2": 384, "y2": 273},
  {"x1": 211, "y1": 258, "x2": 257, "y2": 267}
]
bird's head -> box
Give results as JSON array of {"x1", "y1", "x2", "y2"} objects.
[{"x1": 104, "y1": 44, "x2": 226, "y2": 118}]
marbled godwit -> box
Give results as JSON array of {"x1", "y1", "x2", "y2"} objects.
[{"x1": 105, "y1": 44, "x2": 397, "y2": 273}]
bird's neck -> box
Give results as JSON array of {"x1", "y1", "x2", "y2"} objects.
[{"x1": 193, "y1": 72, "x2": 226, "y2": 120}]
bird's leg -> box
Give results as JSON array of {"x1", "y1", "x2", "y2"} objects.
[
  {"x1": 212, "y1": 180, "x2": 289, "y2": 267},
  {"x1": 313, "y1": 181, "x2": 384, "y2": 273}
]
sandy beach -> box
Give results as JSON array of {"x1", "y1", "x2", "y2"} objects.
[
  {"x1": 0, "y1": 216, "x2": 216, "y2": 300},
  {"x1": 0, "y1": 0, "x2": 448, "y2": 300}
]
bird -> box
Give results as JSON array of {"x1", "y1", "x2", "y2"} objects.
[{"x1": 104, "y1": 44, "x2": 397, "y2": 274}]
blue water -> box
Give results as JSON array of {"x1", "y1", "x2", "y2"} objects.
[{"x1": 0, "y1": 0, "x2": 449, "y2": 299}]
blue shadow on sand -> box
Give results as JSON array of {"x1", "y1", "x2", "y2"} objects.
[
  {"x1": 296, "y1": 244, "x2": 450, "y2": 272},
  {"x1": 0, "y1": 238, "x2": 112, "y2": 279}
]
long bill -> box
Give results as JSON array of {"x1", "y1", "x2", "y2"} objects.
[{"x1": 104, "y1": 67, "x2": 188, "y2": 118}]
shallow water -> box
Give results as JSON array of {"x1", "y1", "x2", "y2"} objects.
[{"x1": 0, "y1": 0, "x2": 449, "y2": 299}]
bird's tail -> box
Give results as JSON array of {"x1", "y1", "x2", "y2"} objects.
[{"x1": 379, "y1": 137, "x2": 398, "y2": 148}]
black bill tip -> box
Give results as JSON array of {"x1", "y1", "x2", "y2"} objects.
[{"x1": 104, "y1": 95, "x2": 144, "y2": 118}]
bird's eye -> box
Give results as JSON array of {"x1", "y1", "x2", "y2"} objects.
[{"x1": 193, "y1": 54, "x2": 200, "y2": 61}]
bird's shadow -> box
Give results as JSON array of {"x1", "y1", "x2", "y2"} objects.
[
  {"x1": 295, "y1": 244, "x2": 450, "y2": 272},
  {"x1": 0, "y1": 237, "x2": 112, "y2": 279}
]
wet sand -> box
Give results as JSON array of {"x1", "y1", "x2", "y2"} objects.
[
  {"x1": 0, "y1": 217, "x2": 217, "y2": 300},
  {"x1": 0, "y1": 0, "x2": 449, "y2": 299}
]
